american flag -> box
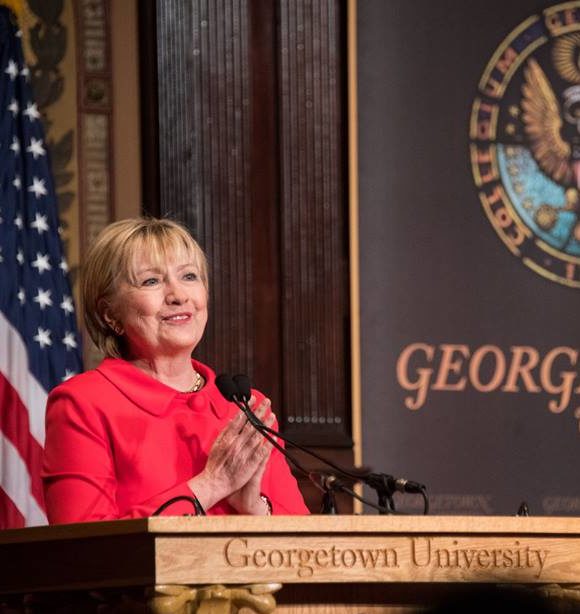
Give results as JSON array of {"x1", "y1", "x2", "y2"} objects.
[{"x1": 0, "y1": 7, "x2": 83, "y2": 528}]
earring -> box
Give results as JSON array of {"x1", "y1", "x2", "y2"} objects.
[{"x1": 110, "y1": 322, "x2": 124, "y2": 336}]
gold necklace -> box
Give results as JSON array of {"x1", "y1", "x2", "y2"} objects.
[{"x1": 184, "y1": 370, "x2": 203, "y2": 393}]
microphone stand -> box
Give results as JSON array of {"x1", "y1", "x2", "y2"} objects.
[
  {"x1": 364, "y1": 473, "x2": 397, "y2": 514},
  {"x1": 315, "y1": 478, "x2": 340, "y2": 515},
  {"x1": 309, "y1": 473, "x2": 340, "y2": 514},
  {"x1": 321, "y1": 486, "x2": 339, "y2": 514}
]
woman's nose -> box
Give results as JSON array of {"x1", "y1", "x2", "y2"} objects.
[{"x1": 165, "y1": 279, "x2": 188, "y2": 303}]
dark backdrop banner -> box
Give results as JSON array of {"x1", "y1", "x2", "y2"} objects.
[{"x1": 358, "y1": 0, "x2": 580, "y2": 515}]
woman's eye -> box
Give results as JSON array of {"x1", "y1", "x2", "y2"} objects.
[
  {"x1": 141, "y1": 277, "x2": 159, "y2": 287},
  {"x1": 183, "y1": 272, "x2": 198, "y2": 281}
]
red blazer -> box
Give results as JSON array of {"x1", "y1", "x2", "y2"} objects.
[{"x1": 42, "y1": 358, "x2": 309, "y2": 523}]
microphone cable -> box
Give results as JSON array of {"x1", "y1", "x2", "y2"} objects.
[{"x1": 152, "y1": 495, "x2": 206, "y2": 516}]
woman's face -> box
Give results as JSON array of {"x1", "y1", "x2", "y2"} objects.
[{"x1": 107, "y1": 250, "x2": 208, "y2": 360}]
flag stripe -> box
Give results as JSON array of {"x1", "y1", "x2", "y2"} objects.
[
  {"x1": 0, "y1": 312, "x2": 47, "y2": 446},
  {"x1": 0, "y1": 373, "x2": 45, "y2": 508},
  {"x1": 0, "y1": 432, "x2": 47, "y2": 526},
  {"x1": 0, "y1": 486, "x2": 25, "y2": 529}
]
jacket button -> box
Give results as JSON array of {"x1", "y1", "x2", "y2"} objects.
[{"x1": 188, "y1": 394, "x2": 208, "y2": 411}]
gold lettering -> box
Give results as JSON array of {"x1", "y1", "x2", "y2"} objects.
[
  {"x1": 470, "y1": 144, "x2": 498, "y2": 186},
  {"x1": 502, "y1": 346, "x2": 541, "y2": 392},
  {"x1": 479, "y1": 165, "x2": 498, "y2": 184},
  {"x1": 545, "y1": 12, "x2": 562, "y2": 35},
  {"x1": 494, "y1": 205, "x2": 512, "y2": 228},
  {"x1": 481, "y1": 184, "x2": 503, "y2": 207},
  {"x1": 496, "y1": 47, "x2": 517, "y2": 75},
  {"x1": 540, "y1": 347, "x2": 578, "y2": 413},
  {"x1": 469, "y1": 345, "x2": 506, "y2": 392},
  {"x1": 477, "y1": 119, "x2": 494, "y2": 140},
  {"x1": 433, "y1": 344, "x2": 469, "y2": 391},
  {"x1": 396, "y1": 343, "x2": 434, "y2": 410},
  {"x1": 483, "y1": 77, "x2": 502, "y2": 99},
  {"x1": 474, "y1": 146, "x2": 492, "y2": 163},
  {"x1": 507, "y1": 223, "x2": 525, "y2": 247},
  {"x1": 396, "y1": 342, "x2": 579, "y2": 415},
  {"x1": 545, "y1": 8, "x2": 580, "y2": 36},
  {"x1": 492, "y1": 204, "x2": 526, "y2": 248}
]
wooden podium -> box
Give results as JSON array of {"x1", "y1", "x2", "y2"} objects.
[{"x1": 1, "y1": 516, "x2": 580, "y2": 613}]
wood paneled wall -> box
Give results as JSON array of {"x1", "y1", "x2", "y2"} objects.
[{"x1": 139, "y1": 0, "x2": 351, "y2": 509}]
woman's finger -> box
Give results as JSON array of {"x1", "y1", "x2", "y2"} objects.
[{"x1": 254, "y1": 398, "x2": 271, "y2": 419}]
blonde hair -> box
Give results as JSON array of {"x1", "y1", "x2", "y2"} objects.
[{"x1": 82, "y1": 217, "x2": 208, "y2": 358}]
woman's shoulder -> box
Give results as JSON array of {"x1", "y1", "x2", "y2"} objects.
[{"x1": 48, "y1": 358, "x2": 121, "y2": 399}]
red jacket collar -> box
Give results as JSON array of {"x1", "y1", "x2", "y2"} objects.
[{"x1": 96, "y1": 358, "x2": 229, "y2": 418}]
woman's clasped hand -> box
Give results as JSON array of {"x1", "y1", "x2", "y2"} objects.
[{"x1": 191, "y1": 397, "x2": 277, "y2": 515}]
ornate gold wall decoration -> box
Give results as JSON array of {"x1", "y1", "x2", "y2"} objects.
[{"x1": 17, "y1": 0, "x2": 81, "y2": 292}]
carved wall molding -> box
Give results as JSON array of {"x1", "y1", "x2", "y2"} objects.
[{"x1": 74, "y1": 0, "x2": 113, "y2": 368}]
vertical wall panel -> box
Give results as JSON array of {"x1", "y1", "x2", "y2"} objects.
[
  {"x1": 156, "y1": 0, "x2": 253, "y2": 374},
  {"x1": 143, "y1": 0, "x2": 350, "y2": 463},
  {"x1": 278, "y1": 0, "x2": 349, "y2": 444}
]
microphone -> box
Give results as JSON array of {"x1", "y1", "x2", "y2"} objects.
[
  {"x1": 215, "y1": 374, "x2": 264, "y2": 429},
  {"x1": 215, "y1": 374, "x2": 239, "y2": 401},
  {"x1": 364, "y1": 472, "x2": 426, "y2": 495},
  {"x1": 232, "y1": 374, "x2": 251, "y2": 402}
]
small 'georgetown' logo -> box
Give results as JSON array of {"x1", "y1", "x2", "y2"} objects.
[{"x1": 470, "y1": 2, "x2": 580, "y2": 287}]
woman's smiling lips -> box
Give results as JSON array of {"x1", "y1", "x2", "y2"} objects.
[{"x1": 161, "y1": 312, "x2": 192, "y2": 324}]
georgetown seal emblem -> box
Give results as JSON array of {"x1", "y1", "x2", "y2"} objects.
[{"x1": 470, "y1": 2, "x2": 580, "y2": 287}]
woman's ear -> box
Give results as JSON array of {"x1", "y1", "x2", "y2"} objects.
[{"x1": 99, "y1": 299, "x2": 124, "y2": 336}]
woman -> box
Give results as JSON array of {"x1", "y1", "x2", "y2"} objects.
[{"x1": 42, "y1": 217, "x2": 309, "y2": 522}]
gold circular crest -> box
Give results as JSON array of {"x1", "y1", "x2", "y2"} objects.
[{"x1": 470, "y1": 2, "x2": 580, "y2": 288}]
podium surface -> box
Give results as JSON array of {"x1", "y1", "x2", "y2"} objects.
[{"x1": 1, "y1": 515, "x2": 579, "y2": 612}]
